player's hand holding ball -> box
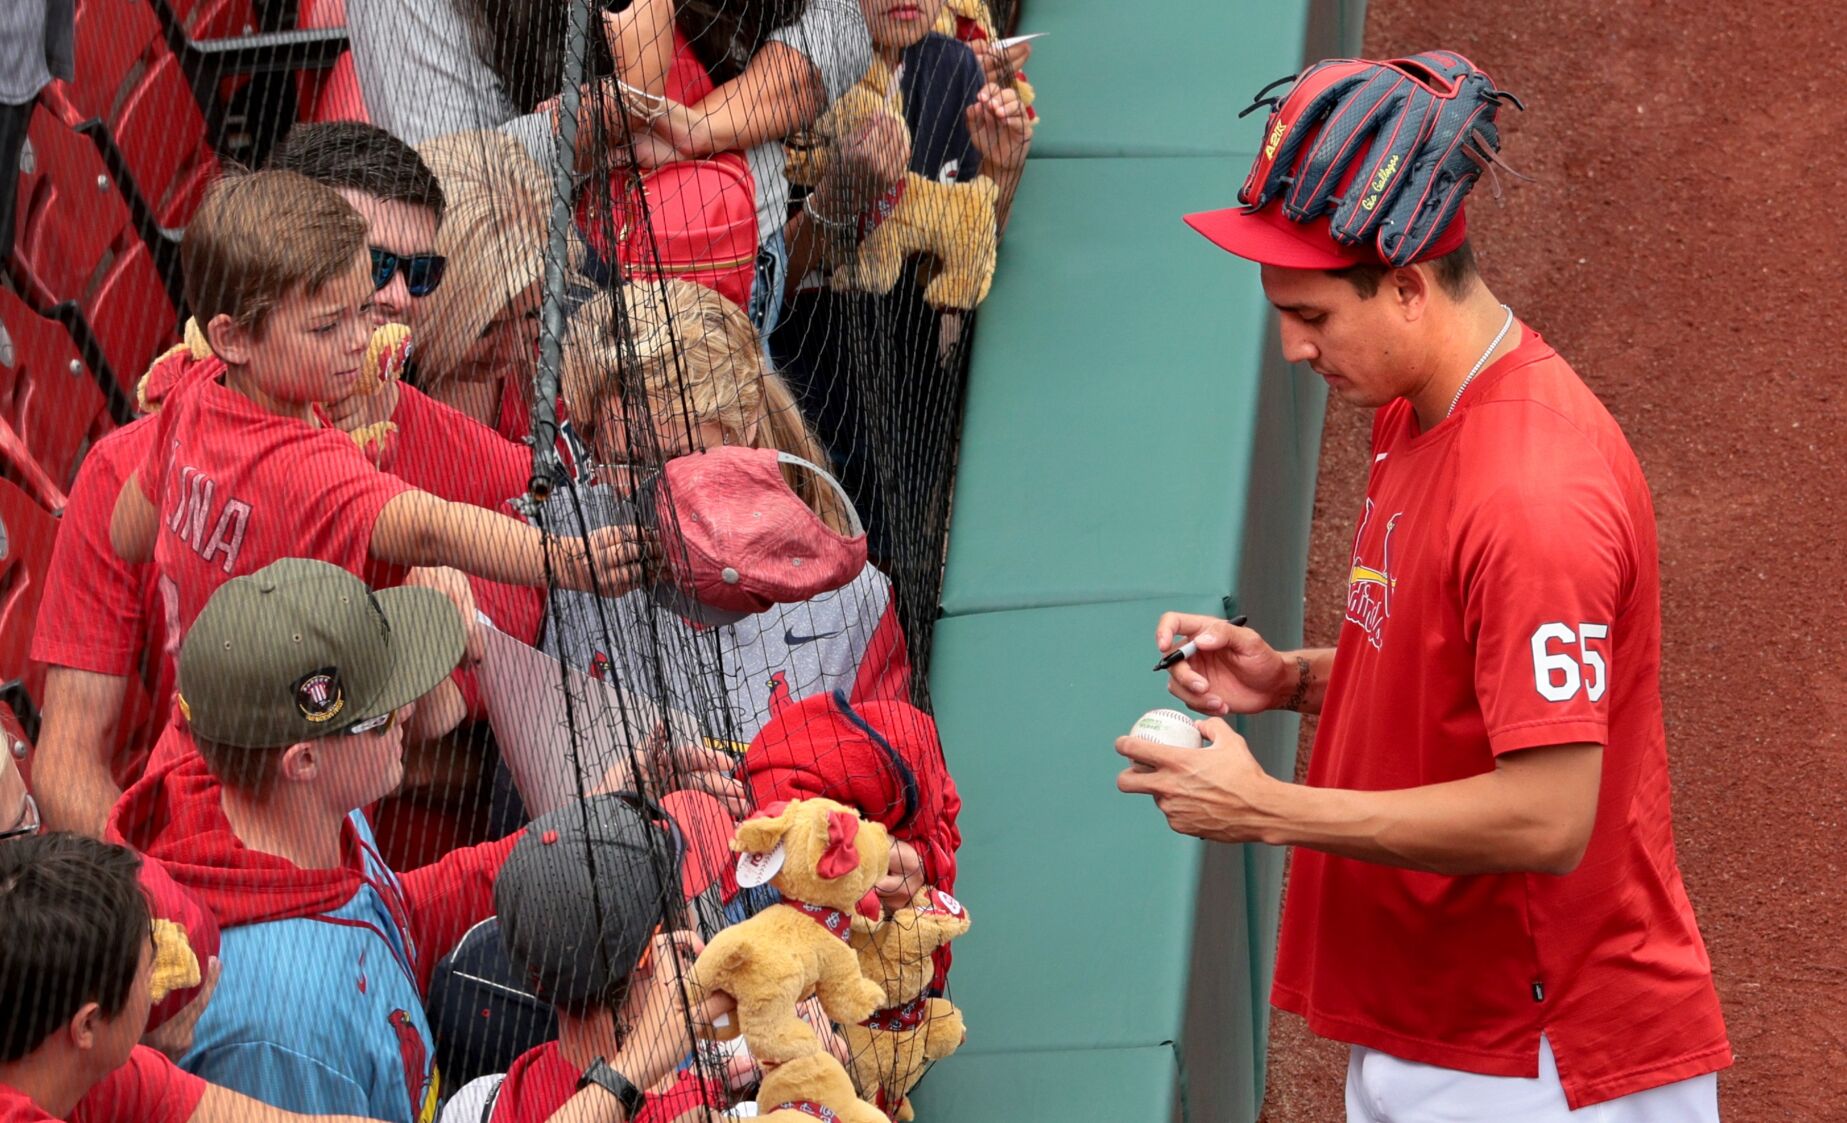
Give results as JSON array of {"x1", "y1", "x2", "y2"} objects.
[
  {"x1": 1116, "y1": 716, "x2": 1278, "y2": 845},
  {"x1": 1156, "y1": 611, "x2": 1294, "y2": 716}
]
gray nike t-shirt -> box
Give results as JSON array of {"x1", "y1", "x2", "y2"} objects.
[{"x1": 533, "y1": 478, "x2": 903, "y2": 747}]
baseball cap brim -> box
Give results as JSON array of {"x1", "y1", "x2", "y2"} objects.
[
  {"x1": 351, "y1": 585, "x2": 466, "y2": 727},
  {"x1": 658, "y1": 789, "x2": 737, "y2": 900},
  {"x1": 1183, "y1": 204, "x2": 1468, "y2": 269}
]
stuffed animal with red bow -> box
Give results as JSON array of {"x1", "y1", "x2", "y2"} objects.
[
  {"x1": 688, "y1": 798, "x2": 892, "y2": 1063},
  {"x1": 843, "y1": 887, "x2": 970, "y2": 1120}
]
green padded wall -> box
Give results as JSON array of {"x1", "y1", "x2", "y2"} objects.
[{"x1": 917, "y1": 1, "x2": 1369, "y2": 1120}]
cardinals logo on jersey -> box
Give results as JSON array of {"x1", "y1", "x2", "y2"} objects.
[
  {"x1": 765, "y1": 670, "x2": 792, "y2": 715},
  {"x1": 1346, "y1": 499, "x2": 1403, "y2": 650},
  {"x1": 388, "y1": 1009, "x2": 439, "y2": 1123}
]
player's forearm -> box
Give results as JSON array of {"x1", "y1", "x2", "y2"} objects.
[
  {"x1": 35, "y1": 668, "x2": 130, "y2": 836},
  {"x1": 1270, "y1": 647, "x2": 1336, "y2": 715},
  {"x1": 674, "y1": 42, "x2": 826, "y2": 156},
  {"x1": 1253, "y1": 746, "x2": 1602, "y2": 875}
]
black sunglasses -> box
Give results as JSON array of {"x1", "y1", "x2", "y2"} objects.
[{"x1": 369, "y1": 247, "x2": 447, "y2": 297}]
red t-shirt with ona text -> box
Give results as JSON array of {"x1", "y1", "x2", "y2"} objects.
[
  {"x1": 1270, "y1": 328, "x2": 1730, "y2": 1108},
  {"x1": 136, "y1": 367, "x2": 413, "y2": 666}
]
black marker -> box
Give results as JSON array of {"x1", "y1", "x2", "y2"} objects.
[{"x1": 1153, "y1": 615, "x2": 1248, "y2": 672}]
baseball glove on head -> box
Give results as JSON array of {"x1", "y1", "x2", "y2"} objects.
[{"x1": 1204, "y1": 51, "x2": 1523, "y2": 268}]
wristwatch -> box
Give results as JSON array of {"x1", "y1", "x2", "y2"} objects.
[{"x1": 578, "y1": 1057, "x2": 646, "y2": 1119}]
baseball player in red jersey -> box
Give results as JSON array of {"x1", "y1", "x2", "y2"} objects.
[{"x1": 1115, "y1": 53, "x2": 1729, "y2": 1120}]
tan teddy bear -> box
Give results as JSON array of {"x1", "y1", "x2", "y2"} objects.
[
  {"x1": 843, "y1": 886, "x2": 971, "y2": 1120},
  {"x1": 688, "y1": 798, "x2": 892, "y2": 1064},
  {"x1": 786, "y1": 60, "x2": 999, "y2": 311},
  {"x1": 752, "y1": 1052, "x2": 891, "y2": 1123}
]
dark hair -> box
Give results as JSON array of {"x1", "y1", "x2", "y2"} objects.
[
  {"x1": 0, "y1": 834, "x2": 149, "y2": 1062},
  {"x1": 676, "y1": 0, "x2": 809, "y2": 85},
  {"x1": 451, "y1": 0, "x2": 615, "y2": 114},
  {"x1": 268, "y1": 122, "x2": 447, "y2": 221},
  {"x1": 1330, "y1": 240, "x2": 1478, "y2": 300},
  {"x1": 194, "y1": 734, "x2": 288, "y2": 799}
]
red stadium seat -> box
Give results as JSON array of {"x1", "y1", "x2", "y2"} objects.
[
  {"x1": 0, "y1": 699, "x2": 31, "y2": 793},
  {"x1": 168, "y1": 0, "x2": 259, "y2": 39},
  {"x1": 58, "y1": 0, "x2": 219, "y2": 229},
  {"x1": 0, "y1": 479, "x2": 57, "y2": 706},
  {"x1": 11, "y1": 107, "x2": 178, "y2": 396},
  {"x1": 298, "y1": 0, "x2": 369, "y2": 123},
  {"x1": 0, "y1": 288, "x2": 116, "y2": 497}
]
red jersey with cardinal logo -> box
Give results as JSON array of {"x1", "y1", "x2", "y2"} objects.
[{"x1": 1269, "y1": 328, "x2": 1729, "y2": 1108}]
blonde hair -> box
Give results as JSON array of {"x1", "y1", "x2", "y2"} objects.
[
  {"x1": 413, "y1": 131, "x2": 552, "y2": 384},
  {"x1": 564, "y1": 281, "x2": 852, "y2": 534},
  {"x1": 181, "y1": 169, "x2": 367, "y2": 337}
]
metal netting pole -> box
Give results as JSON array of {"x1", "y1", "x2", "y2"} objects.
[{"x1": 530, "y1": 0, "x2": 596, "y2": 499}]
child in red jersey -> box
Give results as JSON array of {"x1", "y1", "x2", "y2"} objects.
[
  {"x1": 107, "y1": 170, "x2": 647, "y2": 706},
  {"x1": 32, "y1": 129, "x2": 532, "y2": 836}
]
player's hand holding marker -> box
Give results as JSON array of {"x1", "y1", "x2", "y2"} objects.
[{"x1": 1155, "y1": 611, "x2": 1295, "y2": 716}]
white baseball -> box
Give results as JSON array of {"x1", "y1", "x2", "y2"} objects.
[
  {"x1": 1127, "y1": 709, "x2": 1204, "y2": 772},
  {"x1": 1130, "y1": 708, "x2": 1204, "y2": 749}
]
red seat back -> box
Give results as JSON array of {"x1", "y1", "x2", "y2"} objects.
[
  {"x1": 170, "y1": 0, "x2": 258, "y2": 38},
  {"x1": 0, "y1": 479, "x2": 57, "y2": 703},
  {"x1": 63, "y1": 0, "x2": 219, "y2": 227},
  {"x1": 0, "y1": 287, "x2": 115, "y2": 496},
  {"x1": 12, "y1": 108, "x2": 177, "y2": 393},
  {"x1": 297, "y1": 0, "x2": 369, "y2": 123}
]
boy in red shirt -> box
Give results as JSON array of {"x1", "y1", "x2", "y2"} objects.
[
  {"x1": 0, "y1": 832, "x2": 375, "y2": 1123},
  {"x1": 106, "y1": 170, "x2": 645, "y2": 722},
  {"x1": 32, "y1": 131, "x2": 533, "y2": 835},
  {"x1": 1116, "y1": 53, "x2": 1728, "y2": 1120}
]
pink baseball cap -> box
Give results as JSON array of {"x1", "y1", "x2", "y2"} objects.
[{"x1": 652, "y1": 446, "x2": 867, "y2": 626}]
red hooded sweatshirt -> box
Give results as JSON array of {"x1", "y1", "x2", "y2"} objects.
[{"x1": 109, "y1": 724, "x2": 517, "y2": 993}]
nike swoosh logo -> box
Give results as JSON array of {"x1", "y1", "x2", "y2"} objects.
[{"x1": 784, "y1": 629, "x2": 843, "y2": 646}]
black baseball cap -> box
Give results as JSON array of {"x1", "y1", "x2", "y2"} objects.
[{"x1": 494, "y1": 795, "x2": 680, "y2": 1012}]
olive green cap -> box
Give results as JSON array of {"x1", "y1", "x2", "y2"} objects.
[{"x1": 177, "y1": 558, "x2": 463, "y2": 748}]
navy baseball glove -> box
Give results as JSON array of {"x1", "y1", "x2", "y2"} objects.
[{"x1": 1237, "y1": 50, "x2": 1524, "y2": 266}]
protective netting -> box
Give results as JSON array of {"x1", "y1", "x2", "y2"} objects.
[{"x1": 2, "y1": 0, "x2": 1031, "y2": 1119}]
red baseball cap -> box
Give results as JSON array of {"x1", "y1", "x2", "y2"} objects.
[
  {"x1": 1184, "y1": 202, "x2": 1468, "y2": 269},
  {"x1": 653, "y1": 446, "x2": 868, "y2": 626},
  {"x1": 140, "y1": 855, "x2": 221, "y2": 1031},
  {"x1": 658, "y1": 789, "x2": 740, "y2": 901}
]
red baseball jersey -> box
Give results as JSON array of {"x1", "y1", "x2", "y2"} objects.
[
  {"x1": 1270, "y1": 328, "x2": 1730, "y2": 1108},
  {"x1": 136, "y1": 366, "x2": 413, "y2": 662},
  {"x1": 30, "y1": 418, "x2": 170, "y2": 784}
]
